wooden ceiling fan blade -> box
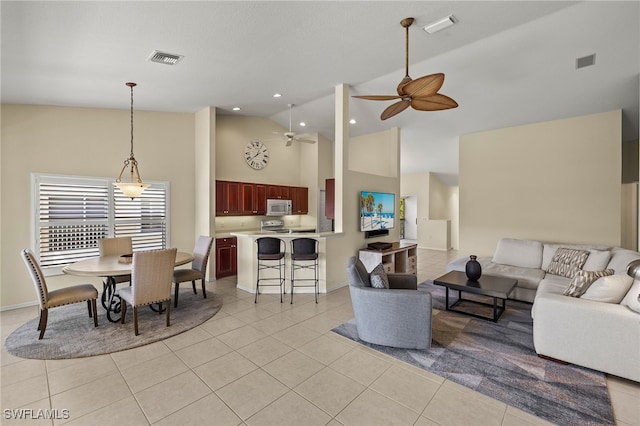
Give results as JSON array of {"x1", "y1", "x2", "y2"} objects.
[
  {"x1": 404, "y1": 73, "x2": 444, "y2": 98},
  {"x1": 295, "y1": 133, "x2": 316, "y2": 140},
  {"x1": 353, "y1": 95, "x2": 401, "y2": 101},
  {"x1": 411, "y1": 94, "x2": 459, "y2": 111},
  {"x1": 381, "y1": 100, "x2": 410, "y2": 120}
]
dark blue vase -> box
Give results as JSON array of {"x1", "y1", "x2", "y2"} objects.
[{"x1": 465, "y1": 255, "x2": 482, "y2": 281}]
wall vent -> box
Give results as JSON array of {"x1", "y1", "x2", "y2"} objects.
[
  {"x1": 148, "y1": 50, "x2": 184, "y2": 66},
  {"x1": 576, "y1": 54, "x2": 596, "y2": 69}
]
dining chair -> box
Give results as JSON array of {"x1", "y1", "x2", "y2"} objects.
[
  {"x1": 21, "y1": 248, "x2": 98, "y2": 340},
  {"x1": 98, "y1": 236, "x2": 133, "y2": 285},
  {"x1": 120, "y1": 248, "x2": 177, "y2": 335},
  {"x1": 172, "y1": 236, "x2": 213, "y2": 308}
]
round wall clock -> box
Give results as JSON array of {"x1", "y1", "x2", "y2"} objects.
[{"x1": 244, "y1": 140, "x2": 269, "y2": 170}]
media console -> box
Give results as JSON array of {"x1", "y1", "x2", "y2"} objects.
[{"x1": 358, "y1": 241, "x2": 418, "y2": 275}]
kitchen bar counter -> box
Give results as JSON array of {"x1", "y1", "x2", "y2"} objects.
[{"x1": 230, "y1": 231, "x2": 343, "y2": 295}]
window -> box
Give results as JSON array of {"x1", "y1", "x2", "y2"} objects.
[{"x1": 33, "y1": 174, "x2": 170, "y2": 275}]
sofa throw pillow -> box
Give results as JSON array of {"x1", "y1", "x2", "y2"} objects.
[
  {"x1": 581, "y1": 274, "x2": 634, "y2": 303},
  {"x1": 582, "y1": 249, "x2": 612, "y2": 271},
  {"x1": 563, "y1": 269, "x2": 614, "y2": 297},
  {"x1": 621, "y1": 279, "x2": 640, "y2": 313},
  {"x1": 545, "y1": 248, "x2": 590, "y2": 278},
  {"x1": 370, "y1": 263, "x2": 389, "y2": 289}
]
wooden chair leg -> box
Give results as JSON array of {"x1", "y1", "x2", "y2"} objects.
[
  {"x1": 174, "y1": 283, "x2": 180, "y2": 308},
  {"x1": 87, "y1": 300, "x2": 92, "y2": 317},
  {"x1": 133, "y1": 307, "x2": 139, "y2": 335},
  {"x1": 191, "y1": 280, "x2": 197, "y2": 294},
  {"x1": 201, "y1": 279, "x2": 207, "y2": 298},
  {"x1": 121, "y1": 301, "x2": 127, "y2": 324},
  {"x1": 38, "y1": 309, "x2": 48, "y2": 340},
  {"x1": 92, "y1": 299, "x2": 98, "y2": 327},
  {"x1": 166, "y1": 300, "x2": 171, "y2": 327}
]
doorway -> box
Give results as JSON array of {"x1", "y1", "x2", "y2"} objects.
[{"x1": 401, "y1": 196, "x2": 417, "y2": 242}]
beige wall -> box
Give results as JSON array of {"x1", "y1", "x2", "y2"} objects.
[
  {"x1": 1, "y1": 104, "x2": 196, "y2": 308},
  {"x1": 215, "y1": 115, "x2": 303, "y2": 185},
  {"x1": 349, "y1": 128, "x2": 400, "y2": 177},
  {"x1": 401, "y1": 172, "x2": 458, "y2": 250},
  {"x1": 459, "y1": 110, "x2": 623, "y2": 256}
]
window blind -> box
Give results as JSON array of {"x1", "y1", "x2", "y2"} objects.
[{"x1": 34, "y1": 174, "x2": 169, "y2": 273}]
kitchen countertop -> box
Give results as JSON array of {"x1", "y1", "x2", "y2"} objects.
[{"x1": 230, "y1": 230, "x2": 342, "y2": 239}]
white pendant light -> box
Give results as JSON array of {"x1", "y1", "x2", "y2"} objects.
[{"x1": 115, "y1": 82, "x2": 150, "y2": 199}]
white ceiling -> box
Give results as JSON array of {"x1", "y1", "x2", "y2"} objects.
[{"x1": 2, "y1": 1, "x2": 639, "y2": 185}]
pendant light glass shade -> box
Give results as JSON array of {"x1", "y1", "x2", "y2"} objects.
[{"x1": 115, "y1": 82, "x2": 150, "y2": 199}]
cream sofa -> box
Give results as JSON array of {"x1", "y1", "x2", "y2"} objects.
[{"x1": 447, "y1": 238, "x2": 640, "y2": 382}]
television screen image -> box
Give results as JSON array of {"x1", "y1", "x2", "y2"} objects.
[{"x1": 360, "y1": 191, "x2": 395, "y2": 231}]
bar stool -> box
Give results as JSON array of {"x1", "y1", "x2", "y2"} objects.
[
  {"x1": 290, "y1": 238, "x2": 319, "y2": 304},
  {"x1": 255, "y1": 237, "x2": 286, "y2": 303}
]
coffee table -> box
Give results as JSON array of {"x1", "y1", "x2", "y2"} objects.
[{"x1": 433, "y1": 271, "x2": 517, "y2": 322}]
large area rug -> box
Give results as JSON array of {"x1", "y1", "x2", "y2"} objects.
[
  {"x1": 5, "y1": 288, "x2": 223, "y2": 360},
  {"x1": 332, "y1": 281, "x2": 614, "y2": 426}
]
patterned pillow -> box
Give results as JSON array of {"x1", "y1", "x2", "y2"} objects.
[
  {"x1": 370, "y1": 263, "x2": 389, "y2": 289},
  {"x1": 563, "y1": 269, "x2": 614, "y2": 297},
  {"x1": 545, "y1": 248, "x2": 590, "y2": 278}
]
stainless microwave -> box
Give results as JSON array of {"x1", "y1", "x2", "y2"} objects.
[{"x1": 266, "y1": 199, "x2": 292, "y2": 216}]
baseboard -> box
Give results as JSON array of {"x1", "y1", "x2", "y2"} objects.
[{"x1": 0, "y1": 300, "x2": 38, "y2": 312}]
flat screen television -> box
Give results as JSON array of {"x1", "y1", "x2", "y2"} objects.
[{"x1": 360, "y1": 191, "x2": 395, "y2": 231}]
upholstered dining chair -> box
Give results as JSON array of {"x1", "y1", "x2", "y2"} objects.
[
  {"x1": 98, "y1": 236, "x2": 133, "y2": 285},
  {"x1": 172, "y1": 236, "x2": 214, "y2": 308},
  {"x1": 120, "y1": 248, "x2": 177, "y2": 335},
  {"x1": 21, "y1": 248, "x2": 98, "y2": 340}
]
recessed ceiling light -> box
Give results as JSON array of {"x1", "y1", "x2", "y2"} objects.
[
  {"x1": 423, "y1": 15, "x2": 456, "y2": 34},
  {"x1": 273, "y1": 93, "x2": 282, "y2": 98},
  {"x1": 350, "y1": 119, "x2": 357, "y2": 124},
  {"x1": 232, "y1": 107, "x2": 241, "y2": 111},
  {"x1": 299, "y1": 122, "x2": 306, "y2": 127}
]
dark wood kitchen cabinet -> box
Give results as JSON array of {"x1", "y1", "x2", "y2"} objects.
[
  {"x1": 290, "y1": 186, "x2": 308, "y2": 214},
  {"x1": 325, "y1": 178, "x2": 335, "y2": 219},
  {"x1": 216, "y1": 180, "x2": 241, "y2": 215},
  {"x1": 267, "y1": 185, "x2": 290, "y2": 200},
  {"x1": 240, "y1": 183, "x2": 267, "y2": 215},
  {"x1": 215, "y1": 237, "x2": 237, "y2": 278}
]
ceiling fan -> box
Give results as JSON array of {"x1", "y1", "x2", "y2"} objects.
[
  {"x1": 353, "y1": 17, "x2": 458, "y2": 120},
  {"x1": 270, "y1": 104, "x2": 316, "y2": 146}
]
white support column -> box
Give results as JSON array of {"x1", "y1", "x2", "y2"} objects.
[{"x1": 334, "y1": 84, "x2": 349, "y2": 233}]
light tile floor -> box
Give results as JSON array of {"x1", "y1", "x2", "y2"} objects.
[{"x1": 1, "y1": 249, "x2": 639, "y2": 425}]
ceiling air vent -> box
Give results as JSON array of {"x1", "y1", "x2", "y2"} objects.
[
  {"x1": 148, "y1": 50, "x2": 184, "y2": 66},
  {"x1": 576, "y1": 54, "x2": 596, "y2": 69}
]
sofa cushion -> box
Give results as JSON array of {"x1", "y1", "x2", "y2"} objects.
[
  {"x1": 580, "y1": 274, "x2": 633, "y2": 303},
  {"x1": 370, "y1": 263, "x2": 389, "y2": 289},
  {"x1": 563, "y1": 269, "x2": 614, "y2": 297},
  {"x1": 583, "y1": 249, "x2": 612, "y2": 271},
  {"x1": 542, "y1": 244, "x2": 612, "y2": 270},
  {"x1": 545, "y1": 248, "x2": 589, "y2": 278},
  {"x1": 483, "y1": 262, "x2": 546, "y2": 290},
  {"x1": 606, "y1": 247, "x2": 640, "y2": 275},
  {"x1": 621, "y1": 279, "x2": 640, "y2": 313},
  {"x1": 536, "y1": 276, "x2": 571, "y2": 296},
  {"x1": 492, "y1": 238, "x2": 543, "y2": 269}
]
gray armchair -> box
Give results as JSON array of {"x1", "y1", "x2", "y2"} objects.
[{"x1": 346, "y1": 256, "x2": 432, "y2": 349}]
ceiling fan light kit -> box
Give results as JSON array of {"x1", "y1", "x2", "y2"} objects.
[
  {"x1": 354, "y1": 16, "x2": 458, "y2": 120},
  {"x1": 423, "y1": 15, "x2": 457, "y2": 34}
]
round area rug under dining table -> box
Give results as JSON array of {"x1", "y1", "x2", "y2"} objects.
[{"x1": 4, "y1": 288, "x2": 223, "y2": 360}]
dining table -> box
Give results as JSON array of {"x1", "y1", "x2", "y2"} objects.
[{"x1": 63, "y1": 251, "x2": 194, "y2": 323}]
